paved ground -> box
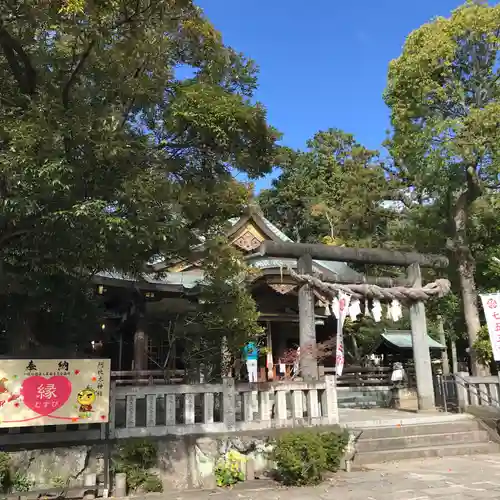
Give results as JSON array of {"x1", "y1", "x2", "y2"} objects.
[{"x1": 155, "y1": 454, "x2": 500, "y2": 500}]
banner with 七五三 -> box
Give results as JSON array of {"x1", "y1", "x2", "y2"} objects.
[{"x1": 480, "y1": 293, "x2": 500, "y2": 362}]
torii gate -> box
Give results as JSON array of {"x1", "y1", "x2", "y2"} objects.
[{"x1": 257, "y1": 241, "x2": 451, "y2": 411}]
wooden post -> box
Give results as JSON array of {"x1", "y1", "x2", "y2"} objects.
[
  {"x1": 456, "y1": 371, "x2": 469, "y2": 411},
  {"x1": 221, "y1": 336, "x2": 232, "y2": 377},
  {"x1": 222, "y1": 377, "x2": 236, "y2": 431},
  {"x1": 114, "y1": 473, "x2": 127, "y2": 497},
  {"x1": 133, "y1": 316, "x2": 148, "y2": 371},
  {"x1": 118, "y1": 332, "x2": 123, "y2": 371},
  {"x1": 407, "y1": 263, "x2": 435, "y2": 410},
  {"x1": 437, "y1": 315, "x2": 450, "y2": 375},
  {"x1": 451, "y1": 339, "x2": 458, "y2": 373},
  {"x1": 298, "y1": 254, "x2": 317, "y2": 380},
  {"x1": 266, "y1": 321, "x2": 273, "y2": 380}
]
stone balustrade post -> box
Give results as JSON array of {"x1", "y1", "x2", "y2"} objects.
[
  {"x1": 322, "y1": 375, "x2": 339, "y2": 424},
  {"x1": 222, "y1": 377, "x2": 236, "y2": 431},
  {"x1": 455, "y1": 371, "x2": 470, "y2": 412}
]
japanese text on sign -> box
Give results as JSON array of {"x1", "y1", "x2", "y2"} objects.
[
  {"x1": 0, "y1": 359, "x2": 110, "y2": 429},
  {"x1": 480, "y1": 294, "x2": 500, "y2": 362}
]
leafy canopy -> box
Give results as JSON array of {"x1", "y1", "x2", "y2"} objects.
[
  {"x1": 384, "y1": 1, "x2": 500, "y2": 371},
  {"x1": 385, "y1": 1, "x2": 500, "y2": 200},
  {"x1": 259, "y1": 129, "x2": 396, "y2": 246},
  {"x1": 0, "y1": 0, "x2": 278, "y2": 348}
]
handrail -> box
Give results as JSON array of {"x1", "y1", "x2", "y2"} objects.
[{"x1": 454, "y1": 372, "x2": 500, "y2": 408}]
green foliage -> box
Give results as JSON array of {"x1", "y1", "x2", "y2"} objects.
[
  {"x1": 112, "y1": 439, "x2": 162, "y2": 493},
  {"x1": 271, "y1": 430, "x2": 347, "y2": 486},
  {"x1": 147, "y1": 239, "x2": 264, "y2": 378},
  {"x1": 384, "y1": 1, "x2": 500, "y2": 370},
  {"x1": 50, "y1": 475, "x2": 66, "y2": 489},
  {"x1": 343, "y1": 315, "x2": 410, "y2": 363},
  {"x1": 0, "y1": 453, "x2": 33, "y2": 494},
  {"x1": 271, "y1": 431, "x2": 326, "y2": 486},
  {"x1": 259, "y1": 129, "x2": 399, "y2": 246},
  {"x1": 320, "y1": 431, "x2": 350, "y2": 473},
  {"x1": 473, "y1": 325, "x2": 493, "y2": 367},
  {"x1": 10, "y1": 472, "x2": 33, "y2": 493},
  {"x1": 199, "y1": 240, "x2": 263, "y2": 346},
  {"x1": 0, "y1": 453, "x2": 10, "y2": 493},
  {"x1": 141, "y1": 474, "x2": 163, "y2": 493},
  {"x1": 0, "y1": 0, "x2": 278, "y2": 352},
  {"x1": 214, "y1": 450, "x2": 245, "y2": 487}
]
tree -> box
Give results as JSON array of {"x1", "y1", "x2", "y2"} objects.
[
  {"x1": 384, "y1": 1, "x2": 500, "y2": 374},
  {"x1": 145, "y1": 240, "x2": 263, "y2": 381},
  {"x1": 0, "y1": 0, "x2": 279, "y2": 351},
  {"x1": 259, "y1": 129, "x2": 397, "y2": 246}
]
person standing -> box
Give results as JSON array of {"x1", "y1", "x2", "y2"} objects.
[{"x1": 242, "y1": 341, "x2": 259, "y2": 383}]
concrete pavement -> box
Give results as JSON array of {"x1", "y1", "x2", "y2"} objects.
[{"x1": 152, "y1": 453, "x2": 500, "y2": 500}]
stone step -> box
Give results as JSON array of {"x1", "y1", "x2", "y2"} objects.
[
  {"x1": 355, "y1": 441, "x2": 500, "y2": 465},
  {"x1": 355, "y1": 419, "x2": 482, "y2": 439},
  {"x1": 339, "y1": 401, "x2": 379, "y2": 409},
  {"x1": 357, "y1": 430, "x2": 490, "y2": 452}
]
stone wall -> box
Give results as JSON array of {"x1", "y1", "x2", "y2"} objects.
[
  {"x1": 155, "y1": 433, "x2": 277, "y2": 489},
  {"x1": 4, "y1": 426, "x2": 347, "y2": 492},
  {"x1": 8, "y1": 445, "x2": 104, "y2": 490}
]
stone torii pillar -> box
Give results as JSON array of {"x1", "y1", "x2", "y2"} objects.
[
  {"x1": 298, "y1": 255, "x2": 318, "y2": 380},
  {"x1": 258, "y1": 240, "x2": 449, "y2": 413},
  {"x1": 407, "y1": 263, "x2": 435, "y2": 410}
]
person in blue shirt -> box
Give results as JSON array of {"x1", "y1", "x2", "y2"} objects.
[{"x1": 242, "y1": 341, "x2": 259, "y2": 382}]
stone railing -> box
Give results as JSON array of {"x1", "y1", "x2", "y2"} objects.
[
  {"x1": 112, "y1": 376, "x2": 339, "y2": 439},
  {"x1": 0, "y1": 376, "x2": 339, "y2": 446},
  {"x1": 455, "y1": 372, "x2": 500, "y2": 410}
]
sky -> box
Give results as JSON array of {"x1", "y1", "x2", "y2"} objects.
[{"x1": 196, "y1": 0, "x2": 466, "y2": 192}]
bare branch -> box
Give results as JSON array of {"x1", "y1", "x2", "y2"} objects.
[
  {"x1": 0, "y1": 228, "x2": 32, "y2": 248},
  {"x1": 62, "y1": 40, "x2": 96, "y2": 109},
  {"x1": 0, "y1": 24, "x2": 36, "y2": 95}
]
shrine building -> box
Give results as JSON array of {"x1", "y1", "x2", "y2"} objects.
[{"x1": 94, "y1": 208, "x2": 364, "y2": 377}]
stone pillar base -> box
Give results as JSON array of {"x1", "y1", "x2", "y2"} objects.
[{"x1": 391, "y1": 386, "x2": 418, "y2": 411}]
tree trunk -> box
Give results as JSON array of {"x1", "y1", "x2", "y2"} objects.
[
  {"x1": 351, "y1": 334, "x2": 360, "y2": 363},
  {"x1": 452, "y1": 193, "x2": 486, "y2": 376},
  {"x1": 437, "y1": 315, "x2": 450, "y2": 375},
  {"x1": 451, "y1": 339, "x2": 458, "y2": 373},
  {"x1": 457, "y1": 253, "x2": 485, "y2": 375}
]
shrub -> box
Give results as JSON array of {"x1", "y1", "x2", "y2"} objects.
[
  {"x1": 0, "y1": 453, "x2": 11, "y2": 493},
  {"x1": 320, "y1": 431, "x2": 349, "y2": 472},
  {"x1": 271, "y1": 430, "x2": 348, "y2": 486},
  {"x1": 115, "y1": 439, "x2": 157, "y2": 470},
  {"x1": 112, "y1": 439, "x2": 163, "y2": 493},
  {"x1": 141, "y1": 473, "x2": 163, "y2": 493},
  {"x1": 11, "y1": 472, "x2": 33, "y2": 492},
  {"x1": 473, "y1": 325, "x2": 492, "y2": 366},
  {"x1": 214, "y1": 450, "x2": 245, "y2": 487},
  {"x1": 271, "y1": 430, "x2": 327, "y2": 486}
]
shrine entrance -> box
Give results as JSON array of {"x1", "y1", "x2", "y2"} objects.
[{"x1": 257, "y1": 240, "x2": 451, "y2": 412}]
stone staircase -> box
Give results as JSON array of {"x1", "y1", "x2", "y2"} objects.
[{"x1": 352, "y1": 416, "x2": 500, "y2": 466}]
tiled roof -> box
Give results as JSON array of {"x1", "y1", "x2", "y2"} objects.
[
  {"x1": 95, "y1": 270, "x2": 203, "y2": 289},
  {"x1": 256, "y1": 216, "x2": 363, "y2": 282},
  {"x1": 381, "y1": 330, "x2": 444, "y2": 349},
  {"x1": 97, "y1": 212, "x2": 363, "y2": 289}
]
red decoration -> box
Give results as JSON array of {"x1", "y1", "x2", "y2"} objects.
[
  {"x1": 279, "y1": 339, "x2": 335, "y2": 364},
  {"x1": 74, "y1": 370, "x2": 80, "y2": 375},
  {"x1": 21, "y1": 376, "x2": 72, "y2": 416},
  {"x1": 487, "y1": 298, "x2": 498, "y2": 309}
]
